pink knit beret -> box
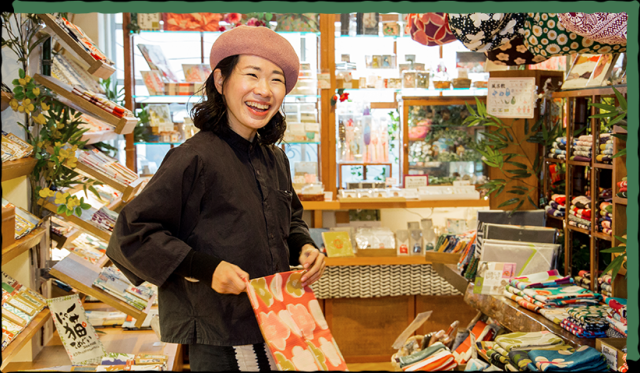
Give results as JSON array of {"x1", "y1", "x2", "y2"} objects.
[{"x1": 209, "y1": 26, "x2": 300, "y2": 94}]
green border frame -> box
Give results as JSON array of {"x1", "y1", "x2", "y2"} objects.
[{"x1": 10, "y1": 0, "x2": 639, "y2": 360}]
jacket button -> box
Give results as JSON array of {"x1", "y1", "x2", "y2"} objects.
[
  {"x1": 256, "y1": 170, "x2": 261, "y2": 176},
  {"x1": 270, "y1": 233, "x2": 274, "y2": 239}
]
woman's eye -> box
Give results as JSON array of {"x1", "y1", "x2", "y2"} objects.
[
  {"x1": 247, "y1": 73, "x2": 258, "y2": 78},
  {"x1": 273, "y1": 79, "x2": 284, "y2": 83}
]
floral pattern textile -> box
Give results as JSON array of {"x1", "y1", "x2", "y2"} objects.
[
  {"x1": 448, "y1": 13, "x2": 526, "y2": 52},
  {"x1": 527, "y1": 345, "x2": 609, "y2": 371},
  {"x1": 246, "y1": 271, "x2": 348, "y2": 371},
  {"x1": 521, "y1": 285, "x2": 601, "y2": 303},
  {"x1": 558, "y1": 12, "x2": 627, "y2": 44},
  {"x1": 510, "y1": 270, "x2": 574, "y2": 290},
  {"x1": 408, "y1": 13, "x2": 458, "y2": 46},
  {"x1": 495, "y1": 331, "x2": 563, "y2": 352},
  {"x1": 522, "y1": 13, "x2": 625, "y2": 58},
  {"x1": 162, "y1": 13, "x2": 222, "y2": 31},
  {"x1": 485, "y1": 35, "x2": 547, "y2": 66}
]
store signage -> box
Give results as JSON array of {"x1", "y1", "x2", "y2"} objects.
[
  {"x1": 404, "y1": 175, "x2": 428, "y2": 189},
  {"x1": 486, "y1": 77, "x2": 537, "y2": 119}
]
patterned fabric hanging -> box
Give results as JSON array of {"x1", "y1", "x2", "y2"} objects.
[
  {"x1": 448, "y1": 13, "x2": 526, "y2": 52},
  {"x1": 522, "y1": 13, "x2": 626, "y2": 58},
  {"x1": 558, "y1": 12, "x2": 627, "y2": 45},
  {"x1": 408, "y1": 13, "x2": 457, "y2": 46},
  {"x1": 485, "y1": 35, "x2": 548, "y2": 66}
]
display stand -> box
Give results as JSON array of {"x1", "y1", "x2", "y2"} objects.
[
  {"x1": 69, "y1": 161, "x2": 145, "y2": 203},
  {"x1": 38, "y1": 199, "x2": 112, "y2": 242},
  {"x1": 2, "y1": 224, "x2": 48, "y2": 265},
  {"x1": 1, "y1": 157, "x2": 37, "y2": 182},
  {"x1": 49, "y1": 253, "x2": 155, "y2": 328},
  {"x1": 0, "y1": 309, "x2": 52, "y2": 371}
]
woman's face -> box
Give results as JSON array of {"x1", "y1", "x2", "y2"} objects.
[{"x1": 214, "y1": 55, "x2": 287, "y2": 141}]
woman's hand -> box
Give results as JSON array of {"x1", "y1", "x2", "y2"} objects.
[
  {"x1": 298, "y1": 244, "x2": 326, "y2": 287},
  {"x1": 211, "y1": 261, "x2": 249, "y2": 294}
]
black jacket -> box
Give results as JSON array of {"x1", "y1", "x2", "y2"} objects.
[{"x1": 106, "y1": 128, "x2": 316, "y2": 346}]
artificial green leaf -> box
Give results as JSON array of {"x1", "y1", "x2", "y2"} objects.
[
  {"x1": 19, "y1": 69, "x2": 25, "y2": 79},
  {"x1": 507, "y1": 161, "x2": 528, "y2": 169},
  {"x1": 57, "y1": 204, "x2": 66, "y2": 214},
  {"x1": 527, "y1": 195, "x2": 537, "y2": 209},
  {"x1": 506, "y1": 169, "x2": 529, "y2": 175},
  {"x1": 589, "y1": 102, "x2": 617, "y2": 111},
  {"x1": 589, "y1": 112, "x2": 616, "y2": 119},
  {"x1": 614, "y1": 235, "x2": 627, "y2": 244},
  {"x1": 612, "y1": 148, "x2": 626, "y2": 159},
  {"x1": 533, "y1": 155, "x2": 541, "y2": 175},
  {"x1": 506, "y1": 130, "x2": 514, "y2": 142},
  {"x1": 81, "y1": 203, "x2": 92, "y2": 210},
  {"x1": 608, "y1": 113, "x2": 626, "y2": 127},
  {"x1": 512, "y1": 186, "x2": 530, "y2": 191},
  {"x1": 510, "y1": 200, "x2": 524, "y2": 215},
  {"x1": 495, "y1": 185, "x2": 505, "y2": 197},
  {"x1": 524, "y1": 119, "x2": 529, "y2": 135},
  {"x1": 610, "y1": 255, "x2": 626, "y2": 282},
  {"x1": 75, "y1": 207, "x2": 82, "y2": 217},
  {"x1": 511, "y1": 173, "x2": 533, "y2": 179},
  {"x1": 601, "y1": 247, "x2": 627, "y2": 254},
  {"x1": 507, "y1": 190, "x2": 526, "y2": 195},
  {"x1": 12, "y1": 79, "x2": 20, "y2": 86},
  {"x1": 613, "y1": 86, "x2": 627, "y2": 112},
  {"x1": 612, "y1": 133, "x2": 627, "y2": 142},
  {"x1": 498, "y1": 198, "x2": 519, "y2": 208}
]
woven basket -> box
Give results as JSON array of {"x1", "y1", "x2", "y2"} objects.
[
  {"x1": 452, "y1": 78, "x2": 471, "y2": 89},
  {"x1": 433, "y1": 80, "x2": 451, "y2": 89}
]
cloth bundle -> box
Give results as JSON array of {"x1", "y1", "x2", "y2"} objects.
[
  {"x1": 604, "y1": 297, "x2": 627, "y2": 337},
  {"x1": 568, "y1": 196, "x2": 591, "y2": 230},
  {"x1": 71, "y1": 85, "x2": 133, "y2": 118},
  {"x1": 570, "y1": 135, "x2": 593, "y2": 162},
  {"x1": 560, "y1": 305, "x2": 611, "y2": 339},
  {"x1": 595, "y1": 133, "x2": 613, "y2": 164},
  {"x1": 574, "y1": 270, "x2": 598, "y2": 291},
  {"x1": 527, "y1": 345, "x2": 609, "y2": 371},
  {"x1": 545, "y1": 194, "x2": 566, "y2": 218},
  {"x1": 597, "y1": 200, "x2": 612, "y2": 236},
  {"x1": 399, "y1": 342, "x2": 458, "y2": 371},
  {"x1": 598, "y1": 275, "x2": 612, "y2": 297},
  {"x1": 617, "y1": 177, "x2": 627, "y2": 198},
  {"x1": 547, "y1": 137, "x2": 566, "y2": 160}
]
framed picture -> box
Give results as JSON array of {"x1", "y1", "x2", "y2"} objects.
[
  {"x1": 586, "y1": 54, "x2": 618, "y2": 87},
  {"x1": 561, "y1": 54, "x2": 600, "y2": 90},
  {"x1": 181, "y1": 64, "x2": 212, "y2": 83},
  {"x1": 404, "y1": 175, "x2": 428, "y2": 189},
  {"x1": 137, "y1": 44, "x2": 179, "y2": 83}
]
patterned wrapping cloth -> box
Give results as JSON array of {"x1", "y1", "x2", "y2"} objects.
[
  {"x1": 568, "y1": 213, "x2": 591, "y2": 229},
  {"x1": 571, "y1": 196, "x2": 591, "y2": 209},
  {"x1": 561, "y1": 318, "x2": 608, "y2": 338},
  {"x1": 495, "y1": 331, "x2": 563, "y2": 352},
  {"x1": 510, "y1": 270, "x2": 574, "y2": 290},
  {"x1": 551, "y1": 194, "x2": 566, "y2": 206},
  {"x1": 522, "y1": 286, "x2": 602, "y2": 304},
  {"x1": 448, "y1": 13, "x2": 526, "y2": 52},
  {"x1": 522, "y1": 13, "x2": 625, "y2": 58},
  {"x1": 485, "y1": 35, "x2": 547, "y2": 66},
  {"x1": 527, "y1": 345, "x2": 609, "y2": 371},
  {"x1": 539, "y1": 308, "x2": 571, "y2": 325},
  {"x1": 549, "y1": 201, "x2": 565, "y2": 211},
  {"x1": 71, "y1": 86, "x2": 132, "y2": 118},
  {"x1": 408, "y1": 13, "x2": 458, "y2": 46},
  {"x1": 558, "y1": 12, "x2": 627, "y2": 44}
]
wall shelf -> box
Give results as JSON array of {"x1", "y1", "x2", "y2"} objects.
[
  {"x1": 34, "y1": 74, "x2": 137, "y2": 135},
  {"x1": 613, "y1": 196, "x2": 627, "y2": 205},
  {"x1": 593, "y1": 162, "x2": 613, "y2": 170},
  {"x1": 2, "y1": 224, "x2": 48, "y2": 265},
  {"x1": 544, "y1": 158, "x2": 565, "y2": 164},
  {"x1": 593, "y1": 232, "x2": 613, "y2": 241},
  {"x1": 38, "y1": 199, "x2": 111, "y2": 242},
  {"x1": 38, "y1": 14, "x2": 116, "y2": 80},
  {"x1": 2, "y1": 157, "x2": 38, "y2": 182},
  {"x1": 49, "y1": 253, "x2": 154, "y2": 328},
  {"x1": 567, "y1": 160, "x2": 591, "y2": 167},
  {"x1": 0, "y1": 308, "x2": 52, "y2": 371}
]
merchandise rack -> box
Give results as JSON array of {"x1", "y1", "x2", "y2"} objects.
[
  {"x1": 2, "y1": 224, "x2": 48, "y2": 265},
  {"x1": 1, "y1": 157, "x2": 38, "y2": 182},
  {"x1": 0, "y1": 308, "x2": 52, "y2": 371},
  {"x1": 37, "y1": 14, "x2": 116, "y2": 80},
  {"x1": 80, "y1": 129, "x2": 118, "y2": 145},
  {"x1": 38, "y1": 199, "x2": 112, "y2": 242},
  {"x1": 34, "y1": 74, "x2": 137, "y2": 135},
  {"x1": 67, "y1": 161, "x2": 145, "y2": 203},
  {"x1": 48, "y1": 253, "x2": 155, "y2": 328}
]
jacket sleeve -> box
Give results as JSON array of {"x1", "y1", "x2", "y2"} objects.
[
  {"x1": 106, "y1": 145, "x2": 206, "y2": 287},
  {"x1": 277, "y1": 148, "x2": 318, "y2": 265}
]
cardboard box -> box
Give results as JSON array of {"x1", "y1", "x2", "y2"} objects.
[
  {"x1": 596, "y1": 338, "x2": 626, "y2": 370},
  {"x1": 2, "y1": 205, "x2": 16, "y2": 248}
]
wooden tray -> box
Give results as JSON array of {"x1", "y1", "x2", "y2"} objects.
[{"x1": 424, "y1": 251, "x2": 462, "y2": 264}]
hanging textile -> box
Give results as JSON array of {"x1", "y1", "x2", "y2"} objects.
[
  {"x1": 448, "y1": 13, "x2": 526, "y2": 52},
  {"x1": 558, "y1": 12, "x2": 627, "y2": 45},
  {"x1": 408, "y1": 13, "x2": 458, "y2": 46}
]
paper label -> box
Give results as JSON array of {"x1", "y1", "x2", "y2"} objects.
[
  {"x1": 601, "y1": 344, "x2": 618, "y2": 369},
  {"x1": 487, "y1": 77, "x2": 537, "y2": 119}
]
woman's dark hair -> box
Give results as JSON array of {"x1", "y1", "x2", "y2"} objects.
[{"x1": 190, "y1": 55, "x2": 287, "y2": 145}]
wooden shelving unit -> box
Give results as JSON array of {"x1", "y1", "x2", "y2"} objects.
[
  {"x1": 2, "y1": 224, "x2": 48, "y2": 264},
  {"x1": 1, "y1": 90, "x2": 13, "y2": 111},
  {"x1": 70, "y1": 161, "x2": 145, "y2": 202},
  {"x1": 0, "y1": 308, "x2": 52, "y2": 371},
  {"x1": 81, "y1": 129, "x2": 118, "y2": 145},
  {"x1": 34, "y1": 74, "x2": 137, "y2": 135},
  {"x1": 37, "y1": 14, "x2": 116, "y2": 80},
  {"x1": 2, "y1": 157, "x2": 38, "y2": 182},
  {"x1": 49, "y1": 253, "x2": 154, "y2": 328},
  {"x1": 38, "y1": 199, "x2": 111, "y2": 242},
  {"x1": 302, "y1": 198, "x2": 489, "y2": 211}
]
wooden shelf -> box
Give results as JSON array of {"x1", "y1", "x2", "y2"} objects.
[
  {"x1": 544, "y1": 158, "x2": 565, "y2": 164},
  {"x1": 567, "y1": 160, "x2": 591, "y2": 167},
  {"x1": 49, "y1": 253, "x2": 154, "y2": 328},
  {"x1": 81, "y1": 129, "x2": 118, "y2": 145},
  {"x1": 593, "y1": 162, "x2": 613, "y2": 170},
  {"x1": 1, "y1": 91, "x2": 13, "y2": 111},
  {"x1": 552, "y1": 85, "x2": 627, "y2": 98},
  {"x1": 303, "y1": 199, "x2": 490, "y2": 210},
  {"x1": 613, "y1": 196, "x2": 627, "y2": 205},
  {"x1": 2, "y1": 157, "x2": 37, "y2": 182},
  {"x1": 325, "y1": 255, "x2": 431, "y2": 266},
  {"x1": 38, "y1": 14, "x2": 116, "y2": 80},
  {"x1": 432, "y1": 263, "x2": 469, "y2": 294},
  {"x1": 567, "y1": 225, "x2": 591, "y2": 236},
  {"x1": 2, "y1": 224, "x2": 48, "y2": 265},
  {"x1": 38, "y1": 199, "x2": 111, "y2": 242},
  {"x1": 613, "y1": 125, "x2": 627, "y2": 135},
  {"x1": 34, "y1": 74, "x2": 137, "y2": 135},
  {"x1": 71, "y1": 161, "x2": 144, "y2": 203},
  {"x1": 463, "y1": 283, "x2": 595, "y2": 349},
  {"x1": 546, "y1": 213, "x2": 564, "y2": 222},
  {"x1": 0, "y1": 308, "x2": 52, "y2": 371},
  {"x1": 593, "y1": 232, "x2": 613, "y2": 241}
]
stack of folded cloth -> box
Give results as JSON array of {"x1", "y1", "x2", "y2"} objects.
[
  {"x1": 595, "y1": 133, "x2": 613, "y2": 164},
  {"x1": 603, "y1": 297, "x2": 627, "y2": 338},
  {"x1": 598, "y1": 275, "x2": 612, "y2": 297},
  {"x1": 568, "y1": 196, "x2": 591, "y2": 230},
  {"x1": 547, "y1": 137, "x2": 567, "y2": 160},
  {"x1": 570, "y1": 135, "x2": 593, "y2": 162},
  {"x1": 545, "y1": 194, "x2": 566, "y2": 218},
  {"x1": 526, "y1": 345, "x2": 609, "y2": 372},
  {"x1": 90, "y1": 206, "x2": 119, "y2": 232},
  {"x1": 397, "y1": 342, "x2": 457, "y2": 371},
  {"x1": 560, "y1": 305, "x2": 610, "y2": 339},
  {"x1": 617, "y1": 177, "x2": 627, "y2": 198},
  {"x1": 574, "y1": 270, "x2": 603, "y2": 292},
  {"x1": 478, "y1": 331, "x2": 566, "y2": 371},
  {"x1": 597, "y1": 200, "x2": 612, "y2": 236}
]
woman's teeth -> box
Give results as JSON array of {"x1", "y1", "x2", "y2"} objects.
[{"x1": 246, "y1": 102, "x2": 269, "y2": 110}]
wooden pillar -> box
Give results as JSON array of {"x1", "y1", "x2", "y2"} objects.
[
  {"x1": 319, "y1": 14, "x2": 336, "y2": 197},
  {"x1": 122, "y1": 13, "x2": 136, "y2": 172}
]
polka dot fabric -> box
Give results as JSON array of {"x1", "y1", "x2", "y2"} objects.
[
  {"x1": 485, "y1": 35, "x2": 548, "y2": 66},
  {"x1": 522, "y1": 13, "x2": 625, "y2": 58},
  {"x1": 448, "y1": 13, "x2": 526, "y2": 52},
  {"x1": 408, "y1": 13, "x2": 458, "y2": 46},
  {"x1": 558, "y1": 12, "x2": 627, "y2": 45}
]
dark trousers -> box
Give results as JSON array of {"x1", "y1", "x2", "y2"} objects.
[{"x1": 188, "y1": 343, "x2": 273, "y2": 372}]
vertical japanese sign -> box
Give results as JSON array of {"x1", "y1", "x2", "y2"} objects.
[
  {"x1": 486, "y1": 77, "x2": 537, "y2": 119},
  {"x1": 47, "y1": 294, "x2": 107, "y2": 365}
]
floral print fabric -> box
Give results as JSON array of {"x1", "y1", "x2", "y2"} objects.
[
  {"x1": 448, "y1": 13, "x2": 526, "y2": 52},
  {"x1": 495, "y1": 331, "x2": 563, "y2": 352},
  {"x1": 246, "y1": 271, "x2": 348, "y2": 371},
  {"x1": 510, "y1": 270, "x2": 574, "y2": 290},
  {"x1": 485, "y1": 35, "x2": 547, "y2": 66},
  {"x1": 558, "y1": 12, "x2": 627, "y2": 44},
  {"x1": 522, "y1": 13, "x2": 625, "y2": 58},
  {"x1": 408, "y1": 13, "x2": 458, "y2": 46},
  {"x1": 527, "y1": 345, "x2": 609, "y2": 371}
]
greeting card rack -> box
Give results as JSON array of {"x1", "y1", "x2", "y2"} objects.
[{"x1": 544, "y1": 85, "x2": 628, "y2": 298}]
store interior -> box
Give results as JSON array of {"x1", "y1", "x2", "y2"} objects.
[{"x1": 1, "y1": 10, "x2": 633, "y2": 372}]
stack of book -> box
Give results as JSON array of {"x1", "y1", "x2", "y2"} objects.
[
  {"x1": 67, "y1": 233, "x2": 108, "y2": 265},
  {"x1": 2, "y1": 272, "x2": 48, "y2": 351},
  {"x1": 78, "y1": 148, "x2": 138, "y2": 185},
  {"x1": 92, "y1": 266, "x2": 155, "y2": 311},
  {"x1": 2, "y1": 131, "x2": 33, "y2": 163},
  {"x1": 90, "y1": 206, "x2": 118, "y2": 232},
  {"x1": 51, "y1": 54, "x2": 105, "y2": 94},
  {"x1": 2, "y1": 198, "x2": 41, "y2": 240}
]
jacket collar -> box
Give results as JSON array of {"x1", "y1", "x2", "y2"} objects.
[{"x1": 217, "y1": 125, "x2": 260, "y2": 153}]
